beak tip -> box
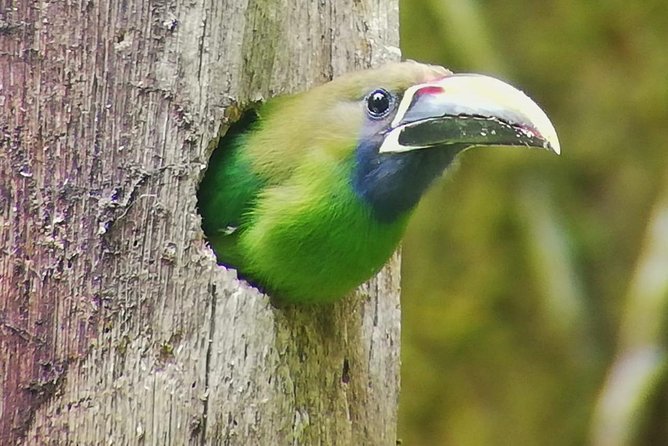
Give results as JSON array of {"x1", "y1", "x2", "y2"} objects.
[
  {"x1": 548, "y1": 139, "x2": 561, "y2": 155},
  {"x1": 542, "y1": 125, "x2": 561, "y2": 155}
]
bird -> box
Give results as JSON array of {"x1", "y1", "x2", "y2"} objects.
[{"x1": 197, "y1": 61, "x2": 560, "y2": 304}]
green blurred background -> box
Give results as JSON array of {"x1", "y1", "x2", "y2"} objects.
[{"x1": 398, "y1": 0, "x2": 668, "y2": 445}]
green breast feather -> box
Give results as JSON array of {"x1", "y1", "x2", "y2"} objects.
[{"x1": 197, "y1": 116, "x2": 408, "y2": 303}]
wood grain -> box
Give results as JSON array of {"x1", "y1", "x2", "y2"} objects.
[{"x1": 0, "y1": 0, "x2": 402, "y2": 444}]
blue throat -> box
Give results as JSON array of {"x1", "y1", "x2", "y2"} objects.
[{"x1": 352, "y1": 138, "x2": 463, "y2": 222}]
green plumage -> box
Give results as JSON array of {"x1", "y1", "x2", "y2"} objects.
[
  {"x1": 197, "y1": 62, "x2": 559, "y2": 304},
  {"x1": 198, "y1": 105, "x2": 409, "y2": 303}
]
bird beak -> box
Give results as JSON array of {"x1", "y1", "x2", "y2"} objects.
[{"x1": 378, "y1": 74, "x2": 561, "y2": 156}]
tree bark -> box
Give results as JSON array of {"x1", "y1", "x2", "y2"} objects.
[{"x1": 0, "y1": 0, "x2": 402, "y2": 444}]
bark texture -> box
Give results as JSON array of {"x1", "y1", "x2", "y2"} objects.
[{"x1": 0, "y1": 0, "x2": 402, "y2": 444}]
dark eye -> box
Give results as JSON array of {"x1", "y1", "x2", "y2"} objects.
[{"x1": 366, "y1": 89, "x2": 392, "y2": 118}]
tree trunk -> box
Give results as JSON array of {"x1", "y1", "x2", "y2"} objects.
[{"x1": 0, "y1": 0, "x2": 402, "y2": 444}]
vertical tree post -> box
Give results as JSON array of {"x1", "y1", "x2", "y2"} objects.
[{"x1": 0, "y1": 0, "x2": 402, "y2": 444}]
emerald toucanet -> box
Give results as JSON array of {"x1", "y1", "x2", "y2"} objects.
[{"x1": 198, "y1": 61, "x2": 560, "y2": 304}]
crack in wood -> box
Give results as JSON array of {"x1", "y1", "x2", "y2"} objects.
[{"x1": 200, "y1": 282, "x2": 218, "y2": 445}]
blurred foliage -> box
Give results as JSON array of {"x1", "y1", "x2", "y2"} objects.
[{"x1": 398, "y1": 0, "x2": 668, "y2": 445}]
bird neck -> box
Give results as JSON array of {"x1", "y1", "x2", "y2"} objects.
[{"x1": 352, "y1": 139, "x2": 463, "y2": 222}]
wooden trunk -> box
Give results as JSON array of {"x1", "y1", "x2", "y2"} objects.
[{"x1": 0, "y1": 0, "x2": 402, "y2": 443}]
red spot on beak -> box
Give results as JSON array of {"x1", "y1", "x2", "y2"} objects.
[
  {"x1": 517, "y1": 123, "x2": 544, "y2": 140},
  {"x1": 415, "y1": 85, "x2": 445, "y2": 97}
]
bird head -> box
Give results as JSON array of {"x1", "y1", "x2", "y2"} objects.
[{"x1": 247, "y1": 61, "x2": 559, "y2": 221}]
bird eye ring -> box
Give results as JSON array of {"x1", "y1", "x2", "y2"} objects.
[{"x1": 366, "y1": 89, "x2": 392, "y2": 118}]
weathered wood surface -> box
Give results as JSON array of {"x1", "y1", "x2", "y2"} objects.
[{"x1": 0, "y1": 0, "x2": 402, "y2": 444}]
